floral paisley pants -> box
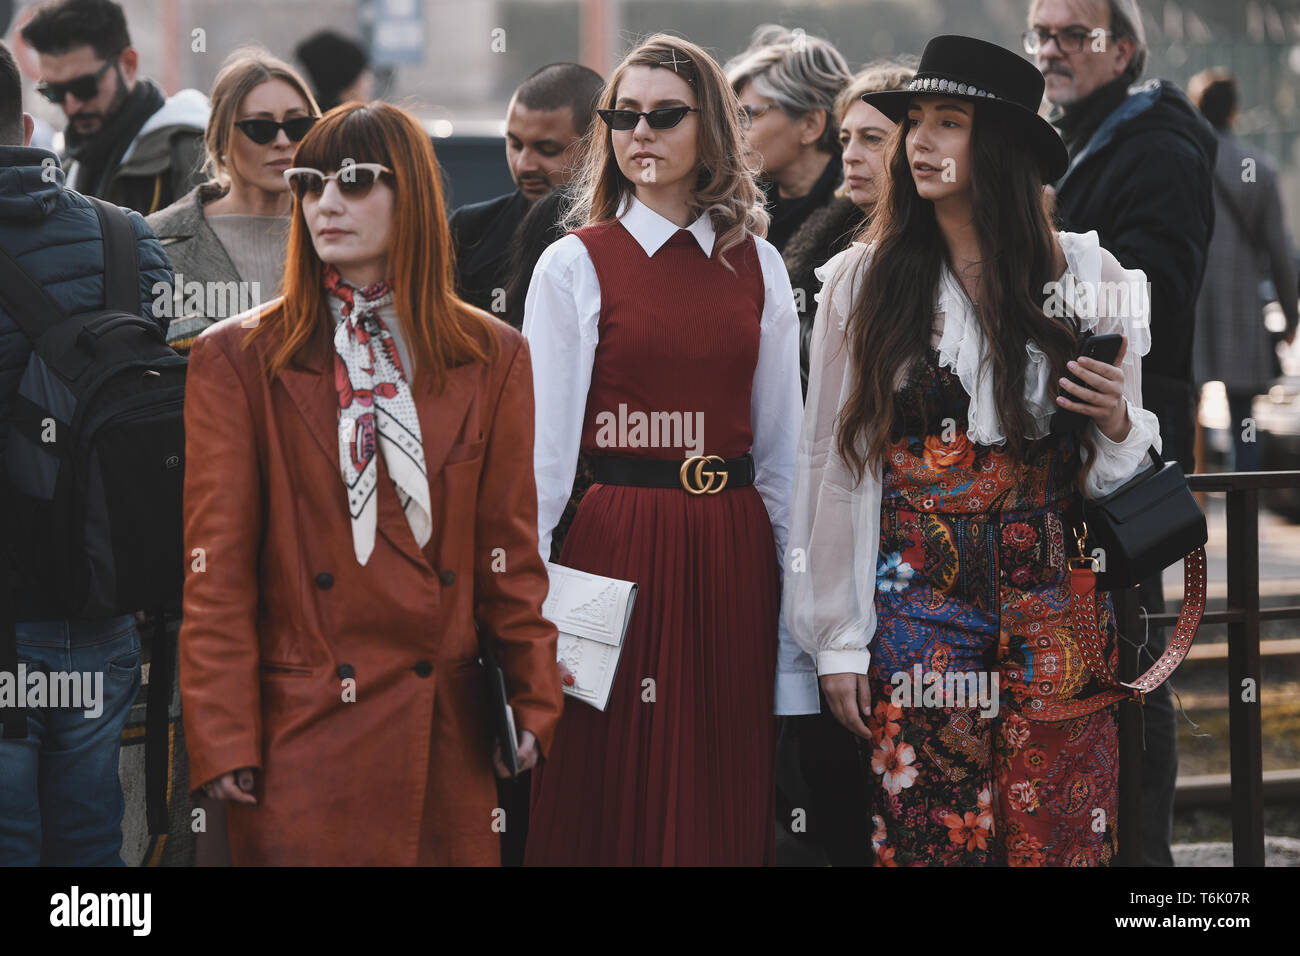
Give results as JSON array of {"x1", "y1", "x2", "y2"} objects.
[{"x1": 862, "y1": 433, "x2": 1121, "y2": 866}]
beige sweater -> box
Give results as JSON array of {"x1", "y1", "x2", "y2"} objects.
[{"x1": 206, "y1": 213, "x2": 290, "y2": 302}]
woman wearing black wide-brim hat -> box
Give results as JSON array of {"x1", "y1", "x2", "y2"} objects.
[{"x1": 784, "y1": 35, "x2": 1163, "y2": 866}]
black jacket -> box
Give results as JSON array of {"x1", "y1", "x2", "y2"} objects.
[
  {"x1": 781, "y1": 195, "x2": 866, "y2": 397},
  {"x1": 0, "y1": 145, "x2": 173, "y2": 469},
  {"x1": 448, "y1": 189, "x2": 530, "y2": 314},
  {"x1": 762, "y1": 154, "x2": 842, "y2": 254},
  {"x1": 64, "y1": 81, "x2": 209, "y2": 216},
  {"x1": 1051, "y1": 78, "x2": 1217, "y2": 470}
]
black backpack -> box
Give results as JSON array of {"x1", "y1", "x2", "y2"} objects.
[
  {"x1": 0, "y1": 199, "x2": 185, "y2": 834},
  {"x1": 0, "y1": 196, "x2": 186, "y2": 620}
]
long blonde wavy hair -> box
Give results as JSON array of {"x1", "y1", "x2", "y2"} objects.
[{"x1": 561, "y1": 33, "x2": 768, "y2": 270}]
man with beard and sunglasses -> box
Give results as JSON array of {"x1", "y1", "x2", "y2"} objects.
[
  {"x1": 21, "y1": 0, "x2": 208, "y2": 215},
  {"x1": 1025, "y1": 0, "x2": 1217, "y2": 868},
  {"x1": 448, "y1": 62, "x2": 603, "y2": 318}
]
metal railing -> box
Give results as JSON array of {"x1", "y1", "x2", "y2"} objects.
[{"x1": 1115, "y1": 470, "x2": 1300, "y2": 867}]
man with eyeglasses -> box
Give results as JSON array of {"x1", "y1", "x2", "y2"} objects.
[
  {"x1": 448, "y1": 62, "x2": 603, "y2": 319},
  {"x1": 20, "y1": 0, "x2": 208, "y2": 214},
  {"x1": 1024, "y1": 0, "x2": 1217, "y2": 868}
]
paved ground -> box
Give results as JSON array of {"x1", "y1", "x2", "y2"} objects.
[{"x1": 1173, "y1": 836, "x2": 1300, "y2": 866}]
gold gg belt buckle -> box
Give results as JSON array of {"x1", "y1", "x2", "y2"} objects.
[{"x1": 680, "y1": 455, "x2": 728, "y2": 494}]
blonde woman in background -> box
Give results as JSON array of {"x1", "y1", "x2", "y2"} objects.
[{"x1": 147, "y1": 46, "x2": 319, "y2": 353}]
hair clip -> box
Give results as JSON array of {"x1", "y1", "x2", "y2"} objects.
[{"x1": 661, "y1": 50, "x2": 694, "y2": 82}]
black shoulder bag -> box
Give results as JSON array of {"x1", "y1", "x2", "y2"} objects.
[
  {"x1": 1081, "y1": 446, "x2": 1207, "y2": 592},
  {"x1": 1030, "y1": 448, "x2": 1209, "y2": 721}
]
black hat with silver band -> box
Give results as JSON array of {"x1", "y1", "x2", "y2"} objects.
[{"x1": 860, "y1": 34, "x2": 1069, "y2": 182}]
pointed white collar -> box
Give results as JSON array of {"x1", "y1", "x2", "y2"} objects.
[{"x1": 616, "y1": 193, "x2": 715, "y2": 258}]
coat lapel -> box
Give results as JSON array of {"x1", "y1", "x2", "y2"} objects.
[
  {"x1": 276, "y1": 336, "x2": 481, "y2": 568},
  {"x1": 277, "y1": 342, "x2": 340, "y2": 470},
  {"x1": 153, "y1": 187, "x2": 243, "y2": 283},
  {"x1": 414, "y1": 361, "x2": 481, "y2": 479}
]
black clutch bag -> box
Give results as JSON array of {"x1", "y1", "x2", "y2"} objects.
[
  {"x1": 478, "y1": 632, "x2": 519, "y2": 777},
  {"x1": 1080, "y1": 447, "x2": 1208, "y2": 591}
]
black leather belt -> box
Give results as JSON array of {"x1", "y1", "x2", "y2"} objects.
[{"x1": 590, "y1": 453, "x2": 755, "y2": 495}]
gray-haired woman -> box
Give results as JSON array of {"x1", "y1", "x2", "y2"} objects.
[
  {"x1": 147, "y1": 46, "x2": 320, "y2": 353},
  {"x1": 724, "y1": 24, "x2": 851, "y2": 252}
]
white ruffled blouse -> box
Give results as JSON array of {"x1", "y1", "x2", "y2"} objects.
[{"x1": 784, "y1": 229, "x2": 1162, "y2": 678}]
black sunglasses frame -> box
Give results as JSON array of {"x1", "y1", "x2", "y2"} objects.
[
  {"x1": 234, "y1": 116, "x2": 319, "y2": 145},
  {"x1": 36, "y1": 55, "x2": 119, "y2": 105},
  {"x1": 597, "y1": 106, "x2": 699, "y2": 131}
]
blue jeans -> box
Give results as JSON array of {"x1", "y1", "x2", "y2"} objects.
[{"x1": 0, "y1": 614, "x2": 141, "y2": 865}]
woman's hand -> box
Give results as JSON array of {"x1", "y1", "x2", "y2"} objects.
[
  {"x1": 202, "y1": 768, "x2": 258, "y2": 805},
  {"x1": 493, "y1": 729, "x2": 539, "y2": 778},
  {"x1": 819, "y1": 672, "x2": 872, "y2": 739},
  {"x1": 488, "y1": 663, "x2": 568, "y2": 778},
  {"x1": 1056, "y1": 334, "x2": 1131, "y2": 442}
]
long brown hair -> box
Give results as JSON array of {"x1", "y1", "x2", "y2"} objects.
[
  {"x1": 562, "y1": 33, "x2": 768, "y2": 270},
  {"x1": 245, "y1": 102, "x2": 499, "y2": 392},
  {"x1": 836, "y1": 101, "x2": 1087, "y2": 481}
]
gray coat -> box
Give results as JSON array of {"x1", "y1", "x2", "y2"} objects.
[
  {"x1": 145, "y1": 184, "x2": 243, "y2": 351},
  {"x1": 1192, "y1": 130, "x2": 1299, "y2": 393}
]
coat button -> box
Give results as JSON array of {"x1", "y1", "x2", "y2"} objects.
[
  {"x1": 337, "y1": 663, "x2": 355, "y2": 680},
  {"x1": 413, "y1": 660, "x2": 433, "y2": 678},
  {"x1": 316, "y1": 572, "x2": 334, "y2": 590},
  {"x1": 440, "y1": 570, "x2": 456, "y2": 587}
]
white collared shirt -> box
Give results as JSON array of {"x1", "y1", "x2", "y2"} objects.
[
  {"x1": 522, "y1": 193, "x2": 820, "y2": 716},
  {"x1": 613, "y1": 190, "x2": 717, "y2": 257}
]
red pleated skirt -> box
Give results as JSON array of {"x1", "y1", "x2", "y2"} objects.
[{"x1": 524, "y1": 481, "x2": 779, "y2": 866}]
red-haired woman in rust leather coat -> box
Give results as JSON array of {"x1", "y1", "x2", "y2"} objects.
[{"x1": 179, "y1": 102, "x2": 562, "y2": 865}]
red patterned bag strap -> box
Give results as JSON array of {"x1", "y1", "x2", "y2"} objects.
[{"x1": 1030, "y1": 547, "x2": 1207, "y2": 722}]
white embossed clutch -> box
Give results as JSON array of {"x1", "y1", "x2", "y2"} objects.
[{"x1": 543, "y1": 562, "x2": 638, "y2": 712}]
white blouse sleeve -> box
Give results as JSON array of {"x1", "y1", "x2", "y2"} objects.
[
  {"x1": 783, "y1": 242, "x2": 880, "y2": 678},
  {"x1": 1078, "y1": 243, "x2": 1163, "y2": 498},
  {"x1": 521, "y1": 234, "x2": 601, "y2": 563},
  {"x1": 751, "y1": 237, "x2": 819, "y2": 715}
]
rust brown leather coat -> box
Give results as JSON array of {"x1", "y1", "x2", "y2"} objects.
[{"x1": 179, "y1": 301, "x2": 562, "y2": 865}]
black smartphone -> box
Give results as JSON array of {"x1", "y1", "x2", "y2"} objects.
[{"x1": 1049, "y1": 332, "x2": 1124, "y2": 434}]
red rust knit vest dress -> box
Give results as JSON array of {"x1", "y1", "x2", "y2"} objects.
[{"x1": 525, "y1": 219, "x2": 780, "y2": 865}]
